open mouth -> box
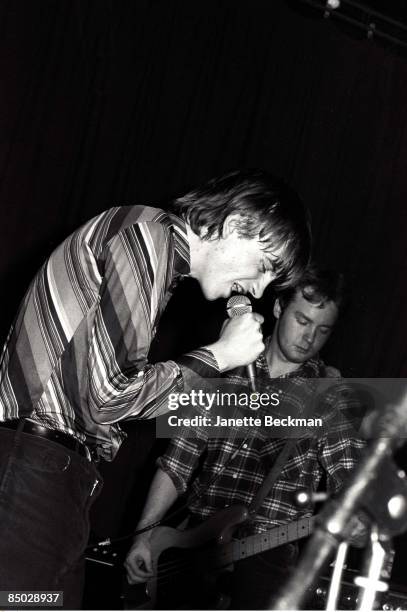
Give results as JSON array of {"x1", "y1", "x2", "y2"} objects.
[{"x1": 231, "y1": 282, "x2": 244, "y2": 294}]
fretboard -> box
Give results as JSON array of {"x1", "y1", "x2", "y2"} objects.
[{"x1": 211, "y1": 516, "x2": 315, "y2": 568}]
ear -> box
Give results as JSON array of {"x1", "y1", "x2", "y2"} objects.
[
  {"x1": 221, "y1": 213, "x2": 242, "y2": 238},
  {"x1": 273, "y1": 298, "x2": 282, "y2": 319}
]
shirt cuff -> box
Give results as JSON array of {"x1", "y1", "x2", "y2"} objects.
[
  {"x1": 175, "y1": 348, "x2": 220, "y2": 378},
  {"x1": 156, "y1": 457, "x2": 188, "y2": 495}
]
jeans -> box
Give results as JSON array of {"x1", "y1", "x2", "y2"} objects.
[{"x1": 0, "y1": 426, "x2": 102, "y2": 609}]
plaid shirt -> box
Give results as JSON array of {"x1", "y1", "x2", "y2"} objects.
[
  {"x1": 0, "y1": 206, "x2": 219, "y2": 460},
  {"x1": 158, "y1": 350, "x2": 366, "y2": 534}
]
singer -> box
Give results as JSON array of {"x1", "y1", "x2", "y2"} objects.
[
  {"x1": 125, "y1": 266, "x2": 366, "y2": 609},
  {"x1": 0, "y1": 169, "x2": 310, "y2": 607}
]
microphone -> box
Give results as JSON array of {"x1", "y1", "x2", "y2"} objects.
[{"x1": 226, "y1": 295, "x2": 258, "y2": 392}]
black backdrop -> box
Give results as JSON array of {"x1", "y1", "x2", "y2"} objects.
[
  {"x1": 1, "y1": 0, "x2": 407, "y2": 598},
  {"x1": 1, "y1": 0, "x2": 407, "y2": 377}
]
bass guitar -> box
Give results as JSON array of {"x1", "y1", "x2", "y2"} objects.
[{"x1": 123, "y1": 505, "x2": 314, "y2": 608}]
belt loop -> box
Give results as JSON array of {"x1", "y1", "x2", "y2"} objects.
[{"x1": 16, "y1": 417, "x2": 26, "y2": 431}]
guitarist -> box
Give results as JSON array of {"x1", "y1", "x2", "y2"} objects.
[{"x1": 125, "y1": 266, "x2": 366, "y2": 609}]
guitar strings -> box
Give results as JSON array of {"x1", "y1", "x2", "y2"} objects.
[
  {"x1": 151, "y1": 528, "x2": 301, "y2": 580},
  {"x1": 152, "y1": 546, "x2": 229, "y2": 579},
  {"x1": 154, "y1": 562, "x2": 220, "y2": 585},
  {"x1": 151, "y1": 548, "x2": 233, "y2": 582}
]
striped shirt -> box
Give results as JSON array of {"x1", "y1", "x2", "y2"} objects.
[
  {"x1": 0, "y1": 206, "x2": 219, "y2": 460},
  {"x1": 158, "y1": 352, "x2": 366, "y2": 534}
]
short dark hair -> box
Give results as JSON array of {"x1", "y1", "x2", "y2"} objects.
[
  {"x1": 170, "y1": 169, "x2": 311, "y2": 289},
  {"x1": 278, "y1": 265, "x2": 347, "y2": 313}
]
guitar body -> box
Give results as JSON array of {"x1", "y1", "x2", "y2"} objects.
[
  {"x1": 146, "y1": 505, "x2": 250, "y2": 609},
  {"x1": 122, "y1": 510, "x2": 314, "y2": 609},
  {"x1": 150, "y1": 504, "x2": 250, "y2": 556}
]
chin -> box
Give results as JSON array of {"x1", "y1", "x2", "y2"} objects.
[
  {"x1": 199, "y1": 286, "x2": 218, "y2": 301},
  {"x1": 288, "y1": 352, "x2": 309, "y2": 364},
  {"x1": 202, "y1": 280, "x2": 229, "y2": 300}
]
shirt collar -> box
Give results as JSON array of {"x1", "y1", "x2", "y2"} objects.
[
  {"x1": 257, "y1": 336, "x2": 325, "y2": 379},
  {"x1": 167, "y1": 213, "x2": 191, "y2": 282}
]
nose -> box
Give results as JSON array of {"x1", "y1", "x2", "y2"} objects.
[
  {"x1": 252, "y1": 272, "x2": 274, "y2": 299},
  {"x1": 303, "y1": 328, "x2": 316, "y2": 346},
  {"x1": 252, "y1": 279, "x2": 266, "y2": 299}
]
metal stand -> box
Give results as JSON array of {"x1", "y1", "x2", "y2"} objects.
[
  {"x1": 272, "y1": 452, "x2": 407, "y2": 610},
  {"x1": 326, "y1": 541, "x2": 349, "y2": 611},
  {"x1": 354, "y1": 525, "x2": 392, "y2": 611}
]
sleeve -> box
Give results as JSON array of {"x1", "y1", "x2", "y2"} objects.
[
  {"x1": 157, "y1": 433, "x2": 208, "y2": 494},
  {"x1": 86, "y1": 222, "x2": 220, "y2": 424},
  {"x1": 317, "y1": 383, "x2": 367, "y2": 495}
]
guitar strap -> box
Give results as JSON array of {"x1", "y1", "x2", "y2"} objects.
[
  {"x1": 248, "y1": 370, "x2": 326, "y2": 516},
  {"x1": 248, "y1": 438, "x2": 298, "y2": 516}
]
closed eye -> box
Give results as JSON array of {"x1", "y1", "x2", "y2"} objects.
[
  {"x1": 296, "y1": 316, "x2": 308, "y2": 326},
  {"x1": 261, "y1": 260, "x2": 276, "y2": 275},
  {"x1": 319, "y1": 327, "x2": 331, "y2": 335}
]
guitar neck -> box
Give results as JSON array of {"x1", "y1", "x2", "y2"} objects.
[{"x1": 212, "y1": 516, "x2": 315, "y2": 568}]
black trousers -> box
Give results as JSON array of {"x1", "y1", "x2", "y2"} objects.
[{"x1": 0, "y1": 427, "x2": 102, "y2": 609}]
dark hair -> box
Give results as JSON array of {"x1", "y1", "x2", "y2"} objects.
[
  {"x1": 170, "y1": 169, "x2": 311, "y2": 289},
  {"x1": 278, "y1": 265, "x2": 347, "y2": 313}
]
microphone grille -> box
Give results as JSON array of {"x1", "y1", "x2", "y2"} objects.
[{"x1": 227, "y1": 294, "x2": 252, "y2": 318}]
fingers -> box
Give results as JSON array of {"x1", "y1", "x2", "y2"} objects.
[
  {"x1": 124, "y1": 547, "x2": 154, "y2": 585},
  {"x1": 244, "y1": 312, "x2": 264, "y2": 338},
  {"x1": 252, "y1": 312, "x2": 264, "y2": 325},
  {"x1": 213, "y1": 311, "x2": 265, "y2": 371},
  {"x1": 125, "y1": 559, "x2": 153, "y2": 584},
  {"x1": 237, "y1": 312, "x2": 264, "y2": 329},
  {"x1": 222, "y1": 311, "x2": 263, "y2": 333}
]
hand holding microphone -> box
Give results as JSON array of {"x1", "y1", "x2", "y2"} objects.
[
  {"x1": 226, "y1": 295, "x2": 261, "y2": 391},
  {"x1": 205, "y1": 295, "x2": 264, "y2": 385}
]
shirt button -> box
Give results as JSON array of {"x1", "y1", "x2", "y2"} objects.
[
  {"x1": 243, "y1": 444, "x2": 248, "y2": 449},
  {"x1": 232, "y1": 474, "x2": 238, "y2": 479}
]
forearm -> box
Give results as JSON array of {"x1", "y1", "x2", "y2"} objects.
[
  {"x1": 90, "y1": 350, "x2": 221, "y2": 424},
  {"x1": 135, "y1": 467, "x2": 179, "y2": 530},
  {"x1": 126, "y1": 469, "x2": 180, "y2": 584}
]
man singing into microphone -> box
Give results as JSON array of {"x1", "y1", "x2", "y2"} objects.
[
  {"x1": 125, "y1": 266, "x2": 366, "y2": 609},
  {"x1": 0, "y1": 169, "x2": 310, "y2": 607}
]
